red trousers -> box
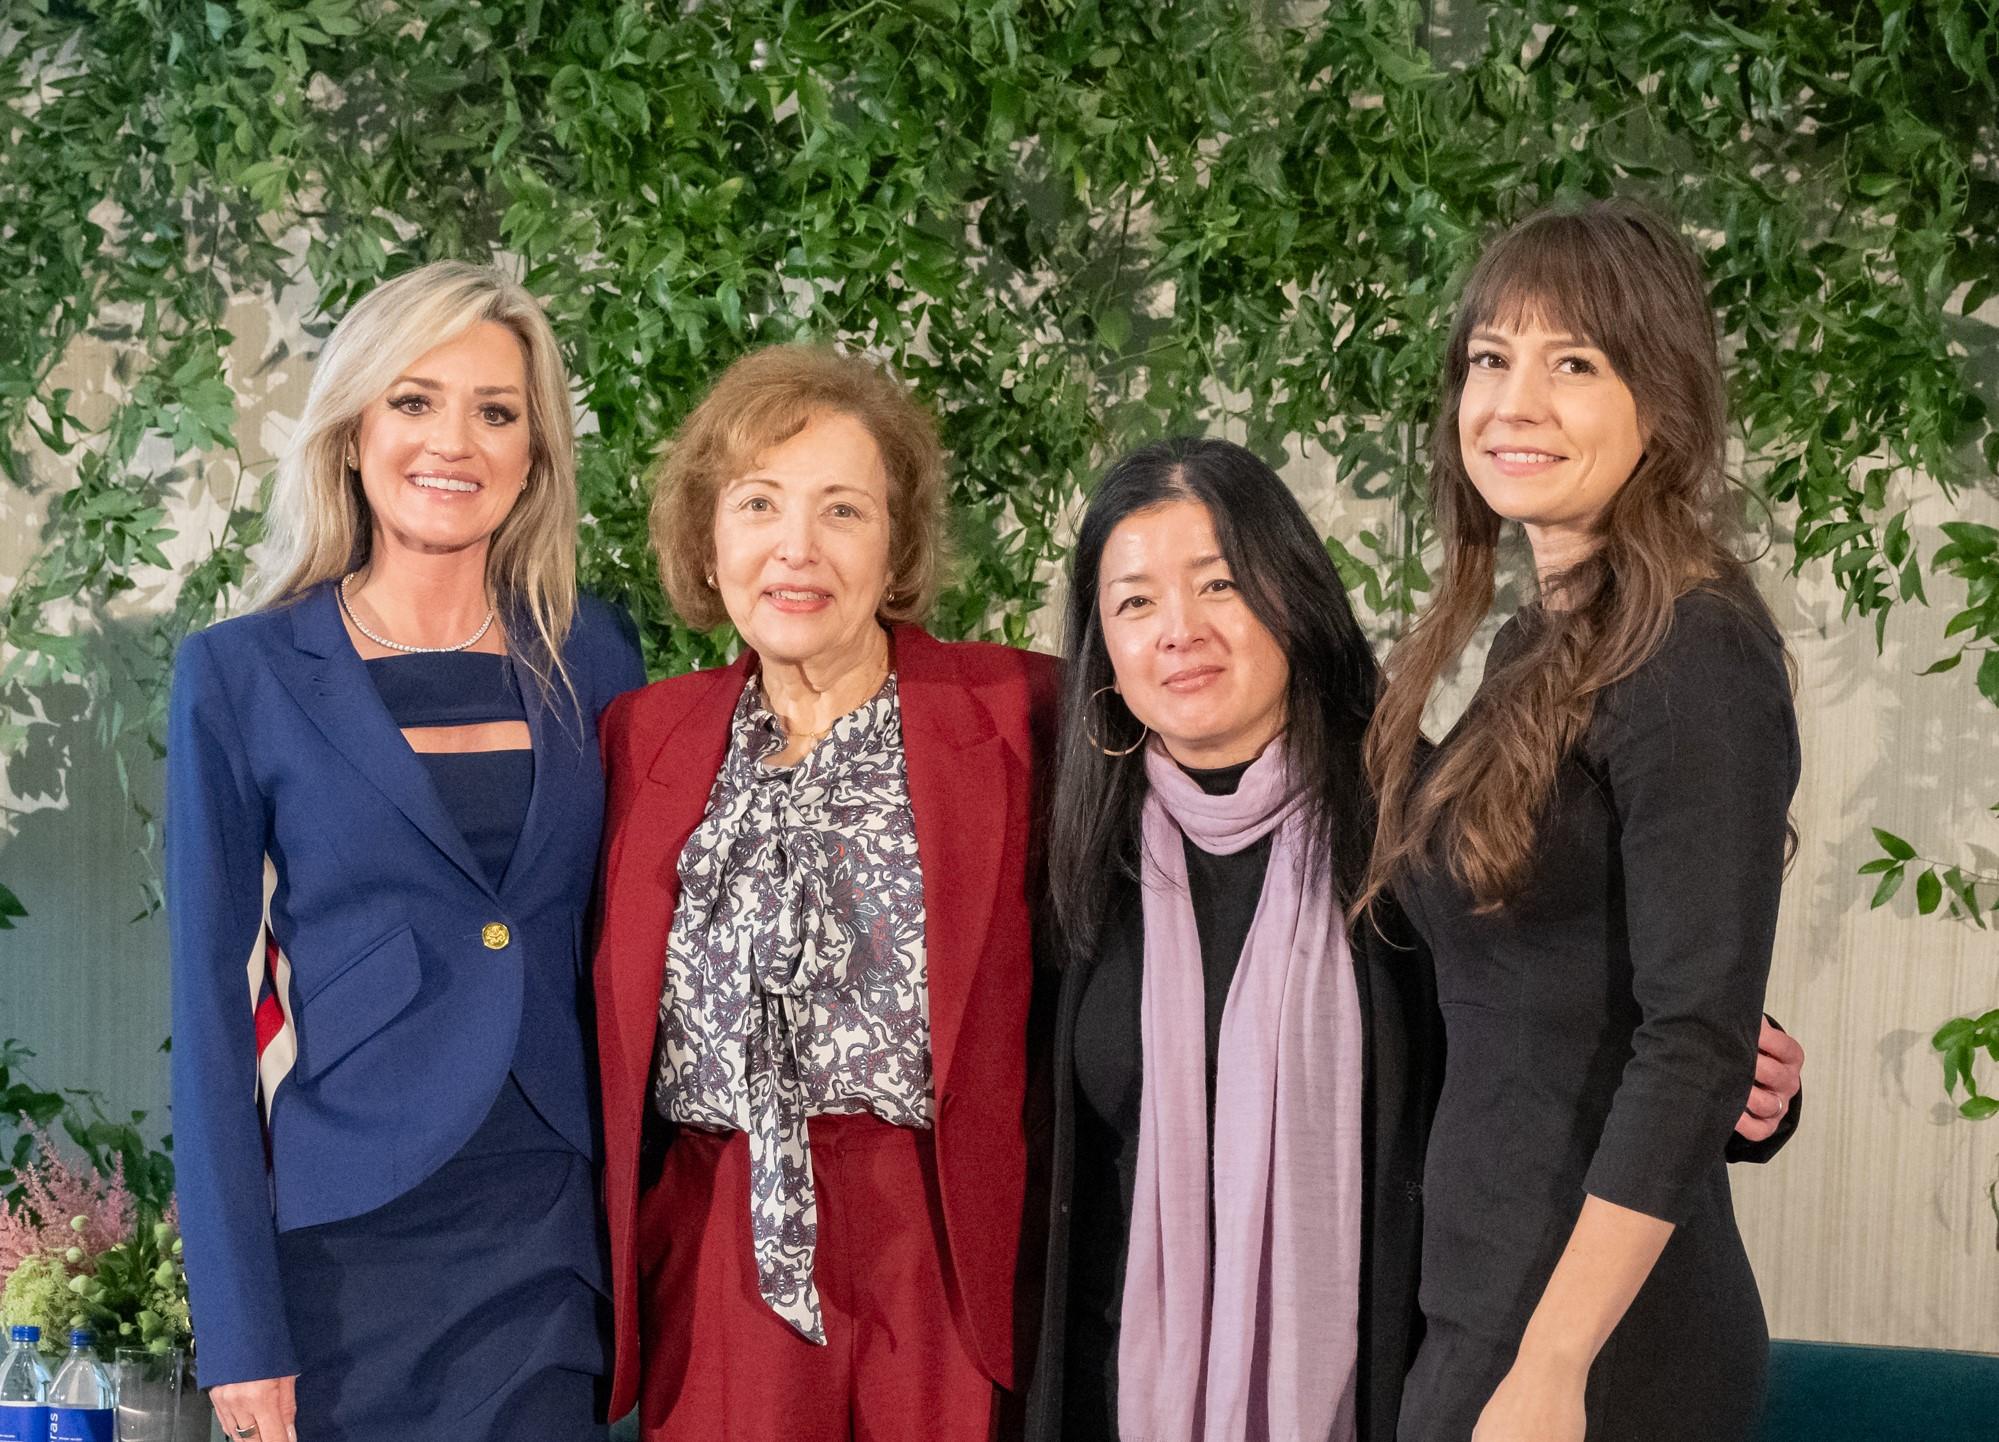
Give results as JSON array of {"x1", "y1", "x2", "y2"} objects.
[{"x1": 637, "y1": 1112, "x2": 998, "y2": 1442}]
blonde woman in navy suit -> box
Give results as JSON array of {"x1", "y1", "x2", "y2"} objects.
[{"x1": 166, "y1": 262, "x2": 643, "y2": 1442}]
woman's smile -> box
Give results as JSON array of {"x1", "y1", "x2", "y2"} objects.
[
  {"x1": 762, "y1": 585, "x2": 834, "y2": 612},
  {"x1": 1483, "y1": 446, "x2": 1568, "y2": 477},
  {"x1": 405, "y1": 468, "x2": 484, "y2": 495},
  {"x1": 1161, "y1": 663, "x2": 1224, "y2": 693}
]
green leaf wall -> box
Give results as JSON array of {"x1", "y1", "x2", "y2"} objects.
[{"x1": 4, "y1": 0, "x2": 1999, "y2": 1332}]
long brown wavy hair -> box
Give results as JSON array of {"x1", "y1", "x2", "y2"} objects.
[{"x1": 1361, "y1": 199, "x2": 1777, "y2": 913}]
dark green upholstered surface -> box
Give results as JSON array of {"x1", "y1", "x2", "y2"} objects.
[{"x1": 1758, "y1": 1340, "x2": 1999, "y2": 1442}]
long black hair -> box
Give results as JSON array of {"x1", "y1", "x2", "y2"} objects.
[{"x1": 1047, "y1": 436, "x2": 1382, "y2": 962}]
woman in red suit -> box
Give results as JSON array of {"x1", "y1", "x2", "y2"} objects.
[{"x1": 591, "y1": 344, "x2": 1057, "y2": 1439}]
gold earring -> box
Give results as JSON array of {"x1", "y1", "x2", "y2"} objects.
[
  {"x1": 704, "y1": 572, "x2": 716, "y2": 589},
  {"x1": 1086, "y1": 684, "x2": 1147, "y2": 758},
  {"x1": 343, "y1": 445, "x2": 358, "y2": 471}
]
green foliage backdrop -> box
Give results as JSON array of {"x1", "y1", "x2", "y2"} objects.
[{"x1": 3, "y1": 0, "x2": 1998, "y2": 1112}]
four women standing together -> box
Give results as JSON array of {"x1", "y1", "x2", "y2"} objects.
[{"x1": 168, "y1": 198, "x2": 1804, "y2": 1442}]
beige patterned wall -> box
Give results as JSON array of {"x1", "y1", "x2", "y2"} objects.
[
  {"x1": 1731, "y1": 523, "x2": 1999, "y2": 1352},
  {"x1": 6, "y1": 295, "x2": 1998, "y2": 1356}
]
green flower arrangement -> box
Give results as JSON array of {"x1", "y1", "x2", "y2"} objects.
[
  {"x1": 1, "y1": 1128, "x2": 191, "y2": 1360},
  {"x1": 0, "y1": 1252, "x2": 74, "y2": 1348},
  {"x1": 62, "y1": 1218, "x2": 191, "y2": 1356}
]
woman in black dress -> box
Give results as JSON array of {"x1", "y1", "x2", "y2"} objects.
[
  {"x1": 1364, "y1": 201, "x2": 1799, "y2": 1442},
  {"x1": 1023, "y1": 436, "x2": 1800, "y2": 1442}
]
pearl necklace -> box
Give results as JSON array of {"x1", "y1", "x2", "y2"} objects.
[{"x1": 338, "y1": 573, "x2": 496, "y2": 655}]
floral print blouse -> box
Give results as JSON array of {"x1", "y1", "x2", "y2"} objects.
[{"x1": 652, "y1": 672, "x2": 930, "y2": 1341}]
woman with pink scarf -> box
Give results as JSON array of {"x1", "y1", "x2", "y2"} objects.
[{"x1": 1022, "y1": 436, "x2": 1801, "y2": 1442}]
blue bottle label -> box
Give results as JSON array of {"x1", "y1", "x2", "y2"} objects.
[
  {"x1": 0, "y1": 1402, "x2": 48, "y2": 1442},
  {"x1": 45, "y1": 1407, "x2": 113, "y2": 1442}
]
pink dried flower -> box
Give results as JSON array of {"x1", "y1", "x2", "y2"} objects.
[
  {"x1": 97, "y1": 1152, "x2": 136, "y2": 1254},
  {"x1": 0, "y1": 1196, "x2": 39, "y2": 1276},
  {"x1": 1, "y1": 1127, "x2": 133, "y2": 1273}
]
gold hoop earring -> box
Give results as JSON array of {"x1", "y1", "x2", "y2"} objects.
[
  {"x1": 1086, "y1": 685, "x2": 1147, "y2": 758},
  {"x1": 343, "y1": 445, "x2": 358, "y2": 472}
]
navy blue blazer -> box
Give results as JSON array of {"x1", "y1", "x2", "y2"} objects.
[{"x1": 165, "y1": 581, "x2": 644, "y2": 1388}]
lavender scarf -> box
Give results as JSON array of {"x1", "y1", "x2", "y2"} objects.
[{"x1": 1117, "y1": 743, "x2": 1363, "y2": 1442}]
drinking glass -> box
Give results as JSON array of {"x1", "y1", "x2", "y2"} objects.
[{"x1": 109, "y1": 1346, "x2": 184, "y2": 1442}]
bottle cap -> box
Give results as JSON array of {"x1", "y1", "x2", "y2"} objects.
[
  {"x1": 7, "y1": 1325, "x2": 38, "y2": 1342},
  {"x1": 68, "y1": 1329, "x2": 94, "y2": 1347}
]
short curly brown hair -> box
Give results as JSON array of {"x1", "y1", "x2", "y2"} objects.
[{"x1": 649, "y1": 345, "x2": 949, "y2": 631}]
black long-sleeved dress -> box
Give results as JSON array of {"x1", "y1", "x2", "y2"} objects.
[{"x1": 1393, "y1": 590, "x2": 1799, "y2": 1442}]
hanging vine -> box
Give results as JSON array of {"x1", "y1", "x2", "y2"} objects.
[{"x1": 2, "y1": 0, "x2": 1996, "y2": 1117}]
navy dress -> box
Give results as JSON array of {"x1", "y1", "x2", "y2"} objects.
[{"x1": 273, "y1": 651, "x2": 611, "y2": 1442}]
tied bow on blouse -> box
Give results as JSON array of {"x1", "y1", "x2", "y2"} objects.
[{"x1": 653, "y1": 675, "x2": 930, "y2": 1342}]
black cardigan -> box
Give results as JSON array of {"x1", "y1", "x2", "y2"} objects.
[
  {"x1": 1017, "y1": 885, "x2": 1798, "y2": 1442},
  {"x1": 1020, "y1": 884, "x2": 1444, "y2": 1442}
]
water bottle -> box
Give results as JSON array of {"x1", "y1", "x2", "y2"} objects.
[
  {"x1": 44, "y1": 1331, "x2": 113, "y2": 1442},
  {"x1": 0, "y1": 1326, "x2": 50, "y2": 1442}
]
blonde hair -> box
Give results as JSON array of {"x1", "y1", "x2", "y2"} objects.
[
  {"x1": 251, "y1": 260, "x2": 579, "y2": 700},
  {"x1": 649, "y1": 345, "x2": 948, "y2": 630}
]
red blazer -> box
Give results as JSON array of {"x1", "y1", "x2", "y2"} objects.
[{"x1": 593, "y1": 625, "x2": 1059, "y2": 1418}]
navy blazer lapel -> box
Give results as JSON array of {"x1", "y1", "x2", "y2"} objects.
[{"x1": 275, "y1": 585, "x2": 497, "y2": 899}]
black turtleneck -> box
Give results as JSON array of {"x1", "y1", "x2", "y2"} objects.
[{"x1": 1071, "y1": 757, "x2": 1274, "y2": 1130}]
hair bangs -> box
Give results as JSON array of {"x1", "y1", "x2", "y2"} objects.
[
  {"x1": 1362, "y1": 198, "x2": 1764, "y2": 917},
  {"x1": 1458, "y1": 213, "x2": 1628, "y2": 360},
  {"x1": 714, "y1": 392, "x2": 817, "y2": 489},
  {"x1": 648, "y1": 344, "x2": 948, "y2": 630}
]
